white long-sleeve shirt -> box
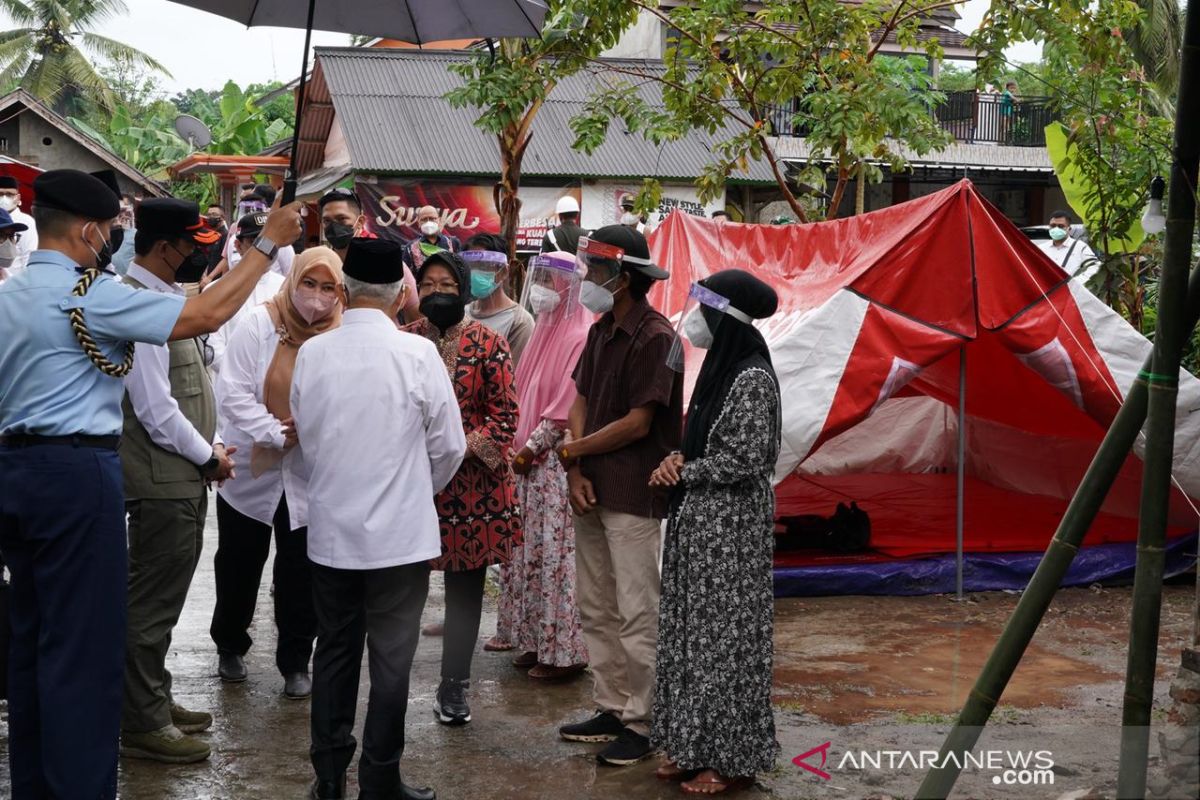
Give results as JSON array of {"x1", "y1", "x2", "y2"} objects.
[
  {"x1": 123, "y1": 263, "x2": 218, "y2": 466},
  {"x1": 224, "y1": 224, "x2": 295, "y2": 277},
  {"x1": 291, "y1": 308, "x2": 466, "y2": 570},
  {"x1": 215, "y1": 305, "x2": 311, "y2": 530},
  {"x1": 7, "y1": 207, "x2": 37, "y2": 273},
  {"x1": 1038, "y1": 237, "x2": 1100, "y2": 284},
  {"x1": 207, "y1": 269, "x2": 285, "y2": 375}
]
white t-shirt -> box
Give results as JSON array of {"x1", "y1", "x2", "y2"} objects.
[{"x1": 1037, "y1": 237, "x2": 1100, "y2": 284}]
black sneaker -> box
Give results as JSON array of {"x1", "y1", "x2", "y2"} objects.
[
  {"x1": 433, "y1": 678, "x2": 470, "y2": 725},
  {"x1": 597, "y1": 728, "x2": 653, "y2": 766},
  {"x1": 558, "y1": 711, "x2": 625, "y2": 743}
]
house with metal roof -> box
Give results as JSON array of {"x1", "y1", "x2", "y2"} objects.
[
  {"x1": 295, "y1": 47, "x2": 777, "y2": 250},
  {"x1": 0, "y1": 89, "x2": 166, "y2": 198}
]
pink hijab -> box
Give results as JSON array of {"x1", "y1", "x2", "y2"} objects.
[{"x1": 514, "y1": 275, "x2": 594, "y2": 449}]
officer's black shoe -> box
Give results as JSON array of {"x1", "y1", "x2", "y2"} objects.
[
  {"x1": 311, "y1": 775, "x2": 346, "y2": 800},
  {"x1": 432, "y1": 678, "x2": 470, "y2": 725},
  {"x1": 218, "y1": 651, "x2": 247, "y2": 683},
  {"x1": 284, "y1": 671, "x2": 312, "y2": 699}
]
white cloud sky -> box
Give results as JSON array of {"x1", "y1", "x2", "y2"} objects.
[{"x1": 1, "y1": 0, "x2": 1043, "y2": 97}]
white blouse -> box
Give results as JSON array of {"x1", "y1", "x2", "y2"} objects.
[{"x1": 215, "y1": 305, "x2": 309, "y2": 530}]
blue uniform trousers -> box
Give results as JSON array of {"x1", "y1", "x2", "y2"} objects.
[{"x1": 0, "y1": 443, "x2": 128, "y2": 800}]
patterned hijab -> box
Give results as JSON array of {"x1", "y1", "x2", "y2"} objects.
[{"x1": 262, "y1": 246, "x2": 344, "y2": 419}]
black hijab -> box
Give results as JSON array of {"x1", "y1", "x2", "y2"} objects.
[{"x1": 680, "y1": 269, "x2": 780, "y2": 461}]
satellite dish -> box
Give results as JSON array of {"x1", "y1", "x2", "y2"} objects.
[{"x1": 173, "y1": 114, "x2": 213, "y2": 150}]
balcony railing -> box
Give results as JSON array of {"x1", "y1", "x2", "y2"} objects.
[{"x1": 763, "y1": 90, "x2": 1057, "y2": 148}]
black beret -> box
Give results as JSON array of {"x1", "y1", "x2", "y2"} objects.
[
  {"x1": 33, "y1": 169, "x2": 120, "y2": 219},
  {"x1": 0, "y1": 175, "x2": 18, "y2": 190},
  {"x1": 136, "y1": 198, "x2": 220, "y2": 245},
  {"x1": 89, "y1": 169, "x2": 121, "y2": 199},
  {"x1": 343, "y1": 238, "x2": 406, "y2": 284}
]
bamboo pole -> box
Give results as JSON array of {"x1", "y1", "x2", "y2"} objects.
[
  {"x1": 1116, "y1": 4, "x2": 1200, "y2": 795},
  {"x1": 916, "y1": 255, "x2": 1200, "y2": 799}
]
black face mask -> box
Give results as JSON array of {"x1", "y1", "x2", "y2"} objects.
[
  {"x1": 419, "y1": 292, "x2": 465, "y2": 333},
  {"x1": 83, "y1": 224, "x2": 113, "y2": 272},
  {"x1": 109, "y1": 227, "x2": 125, "y2": 253},
  {"x1": 324, "y1": 221, "x2": 355, "y2": 251},
  {"x1": 171, "y1": 243, "x2": 210, "y2": 283},
  {"x1": 205, "y1": 216, "x2": 226, "y2": 232}
]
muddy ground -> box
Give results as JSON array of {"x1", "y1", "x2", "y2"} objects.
[{"x1": 1, "y1": 511, "x2": 1196, "y2": 800}]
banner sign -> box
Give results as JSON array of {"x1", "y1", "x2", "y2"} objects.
[{"x1": 356, "y1": 179, "x2": 581, "y2": 252}]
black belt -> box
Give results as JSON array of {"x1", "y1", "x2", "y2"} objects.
[{"x1": 0, "y1": 434, "x2": 121, "y2": 451}]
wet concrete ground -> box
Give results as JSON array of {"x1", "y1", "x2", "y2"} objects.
[{"x1": 1, "y1": 508, "x2": 1196, "y2": 799}]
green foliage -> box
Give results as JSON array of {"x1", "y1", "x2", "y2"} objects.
[
  {"x1": 443, "y1": 0, "x2": 637, "y2": 260},
  {"x1": 0, "y1": 0, "x2": 168, "y2": 114},
  {"x1": 970, "y1": 0, "x2": 1174, "y2": 320},
  {"x1": 569, "y1": 0, "x2": 953, "y2": 221}
]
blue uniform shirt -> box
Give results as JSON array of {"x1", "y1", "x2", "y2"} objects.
[{"x1": 0, "y1": 250, "x2": 185, "y2": 436}]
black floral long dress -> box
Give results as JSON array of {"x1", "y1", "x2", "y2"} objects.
[{"x1": 651, "y1": 366, "x2": 781, "y2": 777}]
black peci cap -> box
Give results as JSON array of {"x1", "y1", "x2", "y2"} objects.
[
  {"x1": 343, "y1": 238, "x2": 406, "y2": 284},
  {"x1": 33, "y1": 169, "x2": 120, "y2": 219},
  {"x1": 0, "y1": 176, "x2": 18, "y2": 190}
]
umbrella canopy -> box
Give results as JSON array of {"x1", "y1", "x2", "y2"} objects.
[
  {"x1": 167, "y1": 0, "x2": 549, "y2": 201},
  {"x1": 165, "y1": 0, "x2": 548, "y2": 43}
]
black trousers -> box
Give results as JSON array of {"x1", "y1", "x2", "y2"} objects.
[
  {"x1": 310, "y1": 560, "x2": 430, "y2": 794},
  {"x1": 210, "y1": 493, "x2": 316, "y2": 674},
  {"x1": 442, "y1": 567, "x2": 488, "y2": 681}
]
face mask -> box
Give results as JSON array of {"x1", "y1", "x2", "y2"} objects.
[
  {"x1": 580, "y1": 279, "x2": 617, "y2": 314},
  {"x1": 0, "y1": 196, "x2": 16, "y2": 212},
  {"x1": 620, "y1": 212, "x2": 639, "y2": 227},
  {"x1": 1048, "y1": 227, "x2": 1068, "y2": 242},
  {"x1": 292, "y1": 286, "x2": 338, "y2": 324},
  {"x1": 683, "y1": 308, "x2": 715, "y2": 349},
  {"x1": 82, "y1": 223, "x2": 113, "y2": 271},
  {"x1": 529, "y1": 284, "x2": 562, "y2": 315},
  {"x1": 109, "y1": 227, "x2": 125, "y2": 253},
  {"x1": 420, "y1": 292, "x2": 466, "y2": 332},
  {"x1": 0, "y1": 240, "x2": 16, "y2": 269},
  {"x1": 470, "y1": 270, "x2": 500, "y2": 299},
  {"x1": 206, "y1": 216, "x2": 225, "y2": 231},
  {"x1": 420, "y1": 221, "x2": 440, "y2": 237},
  {"x1": 324, "y1": 221, "x2": 355, "y2": 251}
]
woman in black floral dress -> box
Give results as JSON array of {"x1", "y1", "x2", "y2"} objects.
[{"x1": 649, "y1": 269, "x2": 781, "y2": 795}]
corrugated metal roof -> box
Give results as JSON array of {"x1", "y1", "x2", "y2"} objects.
[{"x1": 311, "y1": 48, "x2": 775, "y2": 183}]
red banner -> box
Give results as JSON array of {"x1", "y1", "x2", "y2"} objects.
[{"x1": 356, "y1": 180, "x2": 581, "y2": 252}]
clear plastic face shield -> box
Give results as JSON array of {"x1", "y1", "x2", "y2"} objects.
[
  {"x1": 237, "y1": 197, "x2": 269, "y2": 219},
  {"x1": 460, "y1": 249, "x2": 509, "y2": 300},
  {"x1": 520, "y1": 251, "x2": 582, "y2": 320},
  {"x1": 667, "y1": 281, "x2": 754, "y2": 371}
]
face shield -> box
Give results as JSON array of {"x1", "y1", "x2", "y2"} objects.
[
  {"x1": 667, "y1": 281, "x2": 754, "y2": 371},
  {"x1": 236, "y1": 198, "x2": 269, "y2": 219},
  {"x1": 460, "y1": 249, "x2": 509, "y2": 300},
  {"x1": 520, "y1": 251, "x2": 582, "y2": 320}
]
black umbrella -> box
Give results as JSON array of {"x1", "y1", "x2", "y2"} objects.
[{"x1": 166, "y1": 0, "x2": 549, "y2": 201}]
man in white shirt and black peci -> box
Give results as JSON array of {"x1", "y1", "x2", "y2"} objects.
[
  {"x1": 118, "y1": 198, "x2": 232, "y2": 765},
  {"x1": 290, "y1": 238, "x2": 466, "y2": 800}
]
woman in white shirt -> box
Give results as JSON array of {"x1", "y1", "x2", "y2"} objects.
[{"x1": 210, "y1": 246, "x2": 344, "y2": 698}]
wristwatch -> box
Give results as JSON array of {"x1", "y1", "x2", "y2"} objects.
[
  {"x1": 202, "y1": 453, "x2": 220, "y2": 474},
  {"x1": 252, "y1": 234, "x2": 279, "y2": 260}
]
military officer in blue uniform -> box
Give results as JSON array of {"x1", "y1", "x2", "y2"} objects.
[{"x1": 0, "y1": 169, "x2": 303, "y2": 800}]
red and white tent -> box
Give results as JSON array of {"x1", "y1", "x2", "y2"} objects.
[{"x1": 647, "y1": 180, "x2": 1200, "y2": 572}]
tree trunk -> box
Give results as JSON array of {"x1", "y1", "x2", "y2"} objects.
[
  {"x1": 760, "y1": 136, "x2": 808, "y2": 223},
  {"x1": 495, "y1": 121, "x2": 533, "y2": 297},
  {"x1": 855, "y1": 165, "x2": 866, "y2": 216},
  {"x1": 827, "y1": 168, "x2": 850, "y2": 221}
]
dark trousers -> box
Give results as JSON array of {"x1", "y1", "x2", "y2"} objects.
[
  {"x1": 123, "y1": 492, "x2": 207, "y2": 733},
  {"x1": 442, "y1": 567, "x2": 487, "y2": 681},
  {"x1": 310, "y1": 560, "x2": 430, "y2": 794},
  {"x1": 210, "y1": 493, "x2": 316, "y2": 674},
  {"x1": 0, "y1": 444, "x2": 127, "y2": 800}
]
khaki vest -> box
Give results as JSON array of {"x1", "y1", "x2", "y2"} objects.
[{"x1": 119, "y1": 275, "x2": 217, "y2": 500}]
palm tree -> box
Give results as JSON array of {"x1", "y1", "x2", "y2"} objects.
[
  {"x1": 1126, "y1": 0, "x2": 1185, "y2": 116},
  {"x1": 0, "y1": 0, "x2": 168, "y2": 114}
]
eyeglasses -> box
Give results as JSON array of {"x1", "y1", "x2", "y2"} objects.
[
  {"x1": 0, "y1": 231, "x2": 21, "y2": 243},
  {"x1": 419, "y1": 280, "x2": 460, "y2": 293},
  {"x1": 199, "y1": 335, "x2": 215, "y2": 367}
]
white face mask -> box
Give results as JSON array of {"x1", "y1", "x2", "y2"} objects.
[
  {"x1": 683, "y1": 308, "x2": 714, "y2": 349},
  {"x1": 529, "y1": 283, "x2": 562, "y2": 314},
  {"x1": 620, "y1": 212, "x2": 639, "y2": 227},
  {"x1": 0, "y1": 196, "x2": 17, "y2": 212},
  {"x1": 579, "y1": 279, "x2": 615, "y2": 314},
  {"x1": 0, "y1": 239, "x2": 16, "y2": 269},
  {"x1": 420, "y1": 220, "x2": 440, "y2": 236}
]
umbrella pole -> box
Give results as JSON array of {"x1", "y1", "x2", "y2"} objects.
[
  {"x1": 956, "y1": 344, "x2": 966, "y2": 601},
  {"x1": 282, "y1": 0, "x2": 318, "y2": 205},
  {"x1": 916, "y1": 256, "x2": 1200, "y2": 800},
  {"x1": 1117, "y1": 4, "x2": 1200, "y2": 794}
]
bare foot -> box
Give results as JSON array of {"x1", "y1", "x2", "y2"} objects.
[{"x1": 681, "y1": 769, "x2": 754, "y2": 795}]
